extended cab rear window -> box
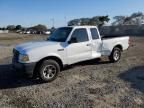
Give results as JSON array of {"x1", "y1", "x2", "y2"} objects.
[{"x1": 90, "y1": 28, "x2": 99, "y2": 39}]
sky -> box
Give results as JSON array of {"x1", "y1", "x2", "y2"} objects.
[{"x1": 0, "y1": 0, "x2": 144, "y2": 28}]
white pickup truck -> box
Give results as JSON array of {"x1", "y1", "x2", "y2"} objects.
[{"x1": 12, "y1": 26, "x2": 129, "y2": 82}]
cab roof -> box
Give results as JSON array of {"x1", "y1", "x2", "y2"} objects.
[{"x1": 60, "y1": 26, "x2": 98, "y2": 29}]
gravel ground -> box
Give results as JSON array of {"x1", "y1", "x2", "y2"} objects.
[{"x1": 0, "y1": 33, "x2": 144, "y2": 108}]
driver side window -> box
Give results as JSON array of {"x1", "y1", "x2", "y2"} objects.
[{"x1": 70, "y1": 28, "x2": 89, "y2": 43}]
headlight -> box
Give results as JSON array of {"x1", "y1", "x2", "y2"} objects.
[{"x1": 19, "y1": 54, "x2": 29, "y2": 62}]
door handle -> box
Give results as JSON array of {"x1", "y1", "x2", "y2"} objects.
[
  {"x1": 86, "y1": 43, "x2": 91, "y2": 46},
  {"x1": 57, "y1": 49, "x2": 64, "y2": 51}
]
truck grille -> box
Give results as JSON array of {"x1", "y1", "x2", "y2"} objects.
[{"x1": 12, "y1": 49, "x2": 19, "y2": 63}]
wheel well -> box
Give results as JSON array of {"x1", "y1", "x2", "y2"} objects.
[
  {"x1": 34, "y1": 56, "x2": 63, "y2": 75},
  {"x1": 114, "y1": 45, "x2": 123, "y2": 51}
]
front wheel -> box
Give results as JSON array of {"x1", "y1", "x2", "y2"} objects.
[
  {"x1": 38, "y1": 60, "x2": 60, "y2": 82},
  {"x1": 109, "y1": 47, "x2": 121, "y2": 62}
]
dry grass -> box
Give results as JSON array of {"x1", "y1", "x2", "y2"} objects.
[{"x1": 0, "y1": 33, "x2": 144, "y2": 108}]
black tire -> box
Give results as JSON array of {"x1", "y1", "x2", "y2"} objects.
[
  {"x1": 38, "y1": 60, "x2": 60, "y2": 82},
  {"x1": 109, "y1": 47, "x2": 121, "y2": 62}
]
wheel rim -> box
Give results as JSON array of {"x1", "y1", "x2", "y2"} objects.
[
  {"x1": 114, "y1": 50, "x2": 120, "y2": 61},
  {"x1": 43, "y1": 65, "x2": 56, "y2": 79}
]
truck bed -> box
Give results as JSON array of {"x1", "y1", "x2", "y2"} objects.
[{"x1": 101, "y1": 36, "x2": 129, "y2": 56}]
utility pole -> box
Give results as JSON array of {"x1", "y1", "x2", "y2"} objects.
[
  {"x1": 50, "y1": 18, "x2": 55, "y2": 27},
  {"x1": 64, "y1": 16, "x2": 67, "y2": 26}
]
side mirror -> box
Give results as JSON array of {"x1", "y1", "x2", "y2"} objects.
[{"x1": 68, "y1": 37, "x2": 77, "y2": 44}]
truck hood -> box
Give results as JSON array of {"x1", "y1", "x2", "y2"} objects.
[{"x1": 15, "y1": 41, "x2": 59, "y2": 54}]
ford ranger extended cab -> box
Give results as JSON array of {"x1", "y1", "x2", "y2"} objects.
[{"x1": 12, "y1": 26, "x2": 129, "y2": 82}]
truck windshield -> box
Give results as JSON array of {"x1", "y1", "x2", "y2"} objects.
[{"x1": 47, "y1": 27, "x2": 72, "y2": 42}]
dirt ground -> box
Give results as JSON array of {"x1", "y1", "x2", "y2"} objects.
[{"x1": 0, "y1": 33, "x2": 144, "y2": 108}]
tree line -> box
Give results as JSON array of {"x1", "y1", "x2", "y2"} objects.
[
  {"x1": 0, "y1": 24, "x2": 48, "y2": 31},
  {"x1": 112, "y1": 12, "x2": 144, "y2": 25},
  {"x1": 68, "y1": 16, "x2": 110, "y2": 27},
  {"x1": 68, "y1": 12, "x2": 144, "y2": 27},
  {"x1": 0, "y1": 12, "x2": 144, "y2": 31}
]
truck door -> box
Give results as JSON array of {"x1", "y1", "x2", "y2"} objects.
[
  {"x1": 67, "y1": 28, "x2": 92, "y2": 64},
  {"x1": 90, "y1": 28, "x2": 102, "y2": 58}
]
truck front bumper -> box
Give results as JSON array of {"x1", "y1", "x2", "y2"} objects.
[{"x1": 12, "y1": 62, "x2": 36, "y2": 77}]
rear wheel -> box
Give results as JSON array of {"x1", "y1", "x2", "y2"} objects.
[
  {"x1": 38, "y1": 60, "x2": 60, "y2": 82},
  {"x1": 109, "y1": 47, "x2": 121, "y2": 62}
]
